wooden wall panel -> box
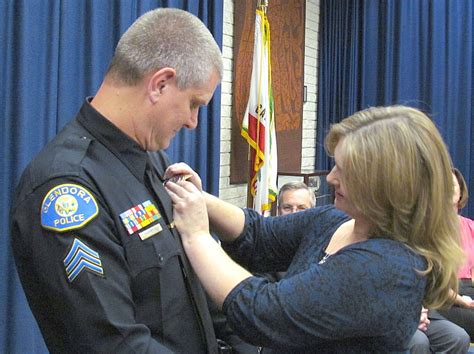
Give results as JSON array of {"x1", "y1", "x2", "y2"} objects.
[{"x1": 231, "y1": 0, "x2": 306, "y2": 183}]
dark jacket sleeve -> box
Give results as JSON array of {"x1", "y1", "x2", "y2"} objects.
[
  {"x1": 222, "y1": 206, "x2": 346, "y2": 273},
  {"x1": 11, "y1": 177, "x2": 174, "y2": 353}
]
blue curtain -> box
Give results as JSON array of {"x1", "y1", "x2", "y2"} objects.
[
  {"x1": 0, "y1": 1, "x2": 223, "y2": 352},
  {"x1": 316, "y1": 0, "x2": 474, "y2": 218}
]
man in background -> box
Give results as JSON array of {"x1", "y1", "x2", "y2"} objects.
[{"x1": 277, "y1": 181, "x2": 316, "y2": 216}]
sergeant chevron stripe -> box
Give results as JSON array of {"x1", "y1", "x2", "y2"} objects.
[{"x1": 63, "y1": 238, "x2": 104, "y2": 282}]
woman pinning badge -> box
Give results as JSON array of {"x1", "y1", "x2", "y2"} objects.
[{"x1": 164, "y1": 105, "x2": 463, "y2": 353}]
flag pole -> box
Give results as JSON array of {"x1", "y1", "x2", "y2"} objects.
[
  {"x1": 246, "y1": 149, "x2": 253, "y2": 208},
  {"x1": 258, "y1": 0, "x2": 269, "y2": 12}
]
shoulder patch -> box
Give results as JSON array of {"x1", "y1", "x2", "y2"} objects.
[{"x1": 41, "y1": 183, "x2": 99, "y2": 232}]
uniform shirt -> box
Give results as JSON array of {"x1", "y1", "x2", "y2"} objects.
[
  {"x1": 221, "y1": 206, "x2": 426, "y2": 353},
  {"x1": 11, "y1": 99, "x2": 218, "y2": 353}
]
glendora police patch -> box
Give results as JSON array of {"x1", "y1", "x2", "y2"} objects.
[{"x1": 41, "y1": 183, "x2": 99, "y2": 232}]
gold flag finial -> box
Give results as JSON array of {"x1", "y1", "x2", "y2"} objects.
[{"x1": 257, "y1": 0, "x2": 268, "y2": 13}]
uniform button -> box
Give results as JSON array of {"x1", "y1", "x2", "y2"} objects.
[{"x1": 158, "y1": 254, "x2": 164, "y2": 262}]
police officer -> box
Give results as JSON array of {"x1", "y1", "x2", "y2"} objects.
[{"x1": 11, "y1": 8, "x2": 223, "y2": 353}]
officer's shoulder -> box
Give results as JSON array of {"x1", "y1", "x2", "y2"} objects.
[{"x1": 18, "y1": 127, "x2": 93, "y2": 195}]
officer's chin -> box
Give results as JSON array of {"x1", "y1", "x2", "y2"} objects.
[{"x1": 149, "y1": 140, "x2": 170, "y2": 152}]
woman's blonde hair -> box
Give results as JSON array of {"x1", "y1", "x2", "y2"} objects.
[{"x1": 325, "y1": 105, "x2": 463, "y2": 309}]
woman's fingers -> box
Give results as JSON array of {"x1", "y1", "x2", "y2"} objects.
[
  {"x1": 164, "y1": 180, "x2": 210, "y2": 238},
  {"x1": 164, "y1": 163, "x2": 203, "y2": 191}
]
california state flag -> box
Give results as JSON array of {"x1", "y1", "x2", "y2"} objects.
[{"x1": 241, "y1": 9, "x2": 278, "y2": 215}]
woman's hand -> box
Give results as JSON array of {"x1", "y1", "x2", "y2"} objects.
[
  {"x1": 164, "y1": 178, "x2": 209, "y2": 242},
  {"x1": 164, "y1": 163, "x2": 203, "y2": 192},
  {"x1": 164, "y1": 176, "x2": 252, "y2": 307},
  {"x1": 417, "y1": 307, "x2": 430, "y2": 332},
  {"x1": 164, "y1": 162, "x2": 246, "y2": 242}
]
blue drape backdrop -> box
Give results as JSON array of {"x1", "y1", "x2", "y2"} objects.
[
  {"x1": 0, "y1": 1, "x2": 223, "y2": 352},
  {"x1": 316, "y1": 0, "x2": 474, "y2": 218}
]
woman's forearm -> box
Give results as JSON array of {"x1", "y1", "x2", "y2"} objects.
[
  {"x1": 450, "y1": 288, "x2": 473, "y2": 308},
  {"x1": 182, "y1": 232, "x2": 252, "y2": 308},
  {"x1": 163, "y1": 175, "x2": 252, "y2": 307},
  {"x1": 204, "y1": 192, "x2": 246, "y2": 242}
]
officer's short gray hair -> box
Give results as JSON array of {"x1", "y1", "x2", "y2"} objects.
[{"x1": 106, "y1": 8, "x2": 223, "y2": 89}]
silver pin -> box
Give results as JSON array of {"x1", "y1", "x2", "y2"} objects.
[{"x1": 163, "y1": 174, "x2": 192, "y2": 185}]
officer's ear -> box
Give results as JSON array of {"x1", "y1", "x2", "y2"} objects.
[{"x1": 148, "y1": 67, "x2": 176, "y2": 103}]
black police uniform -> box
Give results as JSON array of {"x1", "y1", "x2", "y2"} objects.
[{"x1": 10, "y1": 99, "x2": 218, "y2": 353}]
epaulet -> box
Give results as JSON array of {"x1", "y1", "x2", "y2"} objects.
[
  {"x1": 16, "y1": 134, "x2": 94, "y2": 203},
  {"x1": 34, "y1": 134, "x2": 93, "y2": 182}
]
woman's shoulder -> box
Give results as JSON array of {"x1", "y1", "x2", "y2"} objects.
[
  {"x1": 350, "y1": 238, "x2": 427, "y2": 274},
  {"x1": 332, "y1": 239, "x2": 427, "y2": 307},
  {"x1": 359, "y1": 237, "x2": 422, "y2": 255},
  {"x1": 305, "y1": 204, "x2": 349, "y2": 221},
  {"x1": 296, "y1": 205, "x2": 351, "y2": 235}
]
